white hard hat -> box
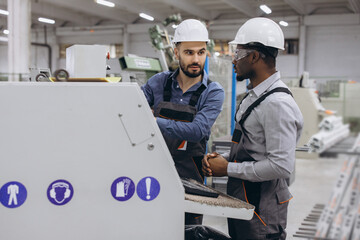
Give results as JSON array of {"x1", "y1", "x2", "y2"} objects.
[
  {"x1": 172, "y1": 19, "x2": 209, "y2": 44},
  {"x1": 229, "y1": 17, "x2": 284, "y2": 50}
]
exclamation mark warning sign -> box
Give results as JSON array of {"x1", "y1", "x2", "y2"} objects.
[
  {"x1": 146, "y1": 178, "x2": 151, "y2": 200},
  {"x1": 137, "y1": 177, "x2": 160, "y2": 201}
]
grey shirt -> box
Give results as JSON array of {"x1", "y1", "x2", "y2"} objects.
[{"x1": 226, "y1": 71, "x2": 304, "y2": 182}]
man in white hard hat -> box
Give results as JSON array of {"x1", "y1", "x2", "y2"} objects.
[
  {"x1": 202, "y1": 17, "x2": 303, "y2": 239},
  {"x1": 141, "y1": 19, "x2": 225, "y2": 225}
]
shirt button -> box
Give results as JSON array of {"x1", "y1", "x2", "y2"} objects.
[
  {"x1": 240, "y1": 110, "x2": 243, "y2": 113},
  {"x1": 180, "y1": 99, "x2": 183, "y2": 102},
  {"x1": 176, "y1": 85, "x2": 179, "y2": 88},
  {"x1": 250, "y1": 94, "x2": 253, "y2": 97}
]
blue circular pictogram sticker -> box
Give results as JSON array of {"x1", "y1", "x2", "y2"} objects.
[
  {"x1": 47, "y1": 179, "x2": 74, "y2": 206},
  {"x1": 0, "y1": 181, "x2": 27, "y2": 208},
  {"x1": 111, "y1": 177, "x2": 135, "y2": 201},
  {"x1": 136, "y1": 177, "x2": 160, "y2": 201}
]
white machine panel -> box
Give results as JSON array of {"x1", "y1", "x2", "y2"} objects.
[
  {"x1": 0, "y1": 82, "x2": 184, "y2": 240},
  {"x1": 66, "y1": 45, "x2": 107, "y2": 78}
]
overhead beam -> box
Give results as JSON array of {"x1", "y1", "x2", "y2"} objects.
[
  {"x1": 283, "y1": 0, "x2": 307, "y2": 15},
  {"x1": 41, "y1": 0, "x2": 134, "y2": 23},
  {"x1": 112, "y1": 0, "x2": 168, "y2": 21},
  {"x1": 348, "y1": 0, "x2": 360, "y2": 13},
  {"x1": 161, "y1": 0, "x2": 211, "y2": 20},
  {"x1": 32, "y1": 2, "x2": 98, "y2": 26},
  {"x1": 221, "y1": 0, "x2": 257, "y2": 18}
]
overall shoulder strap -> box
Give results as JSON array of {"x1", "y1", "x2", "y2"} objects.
[
  {"x1": 163, "y1": 72, "x2": 173, "y2": 102},
  {"x1": 189, "y1": 79, "x2": 212, "y2": 107},
  {"x1": 239, "y1": 87, "x2": 292, "y2": 126},
  {"x1": 234, "y1": 92, "x2": 249, "y2": 122}
]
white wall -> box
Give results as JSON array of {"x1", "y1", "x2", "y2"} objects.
[
  {"x1": 128, "y1": 33, "x2": 159, "y2": 59},
  {"x1": 277, "y1": 55, "x2": 299, "y2": 77},
  {"x1": 0, "y1": 44, "x2": 8, "y2": 73},
  {"x1": 306, "y1": 25, "x2": 360, "y2": 80},
  {"x1": 0, "y1": 44, "x2": 52, "y2": 73}
]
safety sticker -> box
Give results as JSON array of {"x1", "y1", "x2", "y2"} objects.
[
  {"x1": 0, "y1": 181, "x2": 27, "y2": 208},
  {"x1": 177, "y1": 140, "x2": 188, "y2": 151},
  {"x1": 47, "y1": 179, "x2": 74, "y2": 206},
  {"x1": 111, "y1": 177, "x2": 135, "y2": 201},
  {"x1": 136, "y1": 177, "x2": 160, "y2": 201}
]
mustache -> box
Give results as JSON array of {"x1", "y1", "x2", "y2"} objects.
[{"x1": 188, "y1": 64, "x2": 201, "y2": 68}]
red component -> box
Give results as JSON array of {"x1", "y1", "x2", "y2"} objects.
[{"x1": 107, "y1": 52, "x2": 110, "y2": 59}]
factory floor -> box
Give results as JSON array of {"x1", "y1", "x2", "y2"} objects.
[{"x1": 203, "y1": 156, "x2": 346, "y2": 239}]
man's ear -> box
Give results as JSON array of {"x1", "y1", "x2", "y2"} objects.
[{"x1": 251, "y1": 51, "x2": 261, "y2": 64}]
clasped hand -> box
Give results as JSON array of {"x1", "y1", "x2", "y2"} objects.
[{"x1": 202, "y1": 152, "x2": 228, "y2": 177}]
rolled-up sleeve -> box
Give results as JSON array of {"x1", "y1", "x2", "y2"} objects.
[
  {"x1": 227, "y1": 96, "x2": 302, "y2": 182},
  {"x1": 157, "y1": 83, "x2": 225, "y2": 142}
]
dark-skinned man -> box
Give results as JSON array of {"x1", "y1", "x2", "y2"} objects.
[
  {"x1": 141, "y1": 19, "x2": 225, "y2": 225},
  {"x1": 202, "y1": 17, "x2": 303, "y2": 240}
]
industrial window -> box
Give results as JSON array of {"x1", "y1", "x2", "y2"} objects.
[{"x1": 283, "y1": 39, "x2": 299, "y2": 55}]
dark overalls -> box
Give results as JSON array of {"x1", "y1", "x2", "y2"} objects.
[
  {"x1": 228, "y1": 88, "x2": 294, "y2": 240},
  {"x1": 154, "y1": 73, "x2": 211, "y2": 225}
]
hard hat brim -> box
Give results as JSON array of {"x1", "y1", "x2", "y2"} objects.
[
  {"x1": 228, "y1": 40, "x2": 285, "y2": 50},
  {"x1": 172, "y1": 39, "x2": 210, "y2": 44}
]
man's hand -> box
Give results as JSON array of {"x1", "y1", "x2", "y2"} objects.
[
  {"x1": 202, "y1": 152, "x2": 217, "y2": 176},
  {"x1": 202, "y1": 152, "x2": 228, "y2": 177}
]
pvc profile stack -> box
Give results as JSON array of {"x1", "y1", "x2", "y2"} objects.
[
  {"x1": 308, "y1": 116, "x2": 350, "y2": 153},
  {"x1": 294, "y1": 134, "x2": 360, "y2": 239}
]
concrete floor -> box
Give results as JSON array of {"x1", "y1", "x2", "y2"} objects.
[{"x1": 202, "y1": 156, "x2": 346, "y2": 239}]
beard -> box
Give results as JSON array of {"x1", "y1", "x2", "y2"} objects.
[
  {"x1": 234, "y1": 64, "x2": 255, "y2": 82},
  {"x1": 179, "y1": 56, "x2": 204, "y2": 78},
  {"x1": 236, "y1": 75, "x2": 247, "y2": 82}
]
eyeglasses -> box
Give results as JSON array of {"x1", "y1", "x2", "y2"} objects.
[{"x1": 233, "y1": 49, "x2": 254, "y2": 61}]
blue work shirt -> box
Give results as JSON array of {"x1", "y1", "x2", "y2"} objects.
[{"x1": 141, "y1": 69, "x2": 225, "y2": 142}]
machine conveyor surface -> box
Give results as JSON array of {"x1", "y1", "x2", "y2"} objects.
[{"x1": 184, "y1": 185, "x2": 254, "y2": 220}]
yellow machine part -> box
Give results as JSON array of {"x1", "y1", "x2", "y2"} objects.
[{"x1": 49, "y1": 77, "x2": 121, "y2": 83}]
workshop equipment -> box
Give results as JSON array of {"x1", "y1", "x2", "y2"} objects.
[
  {"x1": 66, "y1": 45, "x2": 107, "y2": 78},
  {"x1": 29, "y1": 67, "x2": 52, "y2": 82},
  {"x1": 0, "y1": 82, "x2": 254, "y2": 240},
  {"x1": 118, "y1": 55, "x2": 162, "y2": 85},
  {"x1": 148, "y1": 14, "x2": 182, "y2": 72}
]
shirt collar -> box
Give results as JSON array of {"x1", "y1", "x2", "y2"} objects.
[
  {"x1": 170, "y1": 68, "x2": 209, "y2": 88},
  {"x1": 248, "y1": 71, "x2": 281, "y2": 97}
]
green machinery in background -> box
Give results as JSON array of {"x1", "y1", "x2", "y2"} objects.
[
  {"x1": 148, "y1": 14, "x2": 182, "y2": 71},
  {"x1": 118, "y1": 55, "x2": 162, "y2": 86}
]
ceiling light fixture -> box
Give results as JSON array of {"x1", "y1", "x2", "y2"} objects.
[
  {"x1": 279, "y1": 21, "x2": 288, "y2": 27},
  {"x1": 172, "y1": 24, "x2": 178, "y2": 29},
  {"x1": 95, "y1": 0, "x2": 115, "y2": 8},
  {"x1": 38, "y1": 17, "x2": 55, "y2": 24},
  {"x1": 260, "y1": 5, "x2": 272, "y2": 14},
  {"x1": 139, "y1": 13, "x2": 154, "y2": 21},
  {"x1": 3, "y1": 29, "x2": 9, "y2": 35},
  {"x1": 0, "y1": 9, "x2": 8, "y2": 15}
]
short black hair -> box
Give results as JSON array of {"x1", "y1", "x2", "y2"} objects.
[{"x1": 243, "y1": 42, "x2": 278, "y2": 68}]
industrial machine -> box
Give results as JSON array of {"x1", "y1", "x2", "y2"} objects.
[
  {"x1": 118, "y1": 55, "x2": 162, "y2": 85},
  {"x1": 29, "y1": 67, "x2": 52, "y2": 82},
  {"x1": 148, "y1": 14, "x2": 182, "y2": 72},
  {"x1": 0, "y1": 82, "x2": 254, "y2": 240},
  {"x1": 290, "y1": 86, "x2": 351, "y2": 156}
]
